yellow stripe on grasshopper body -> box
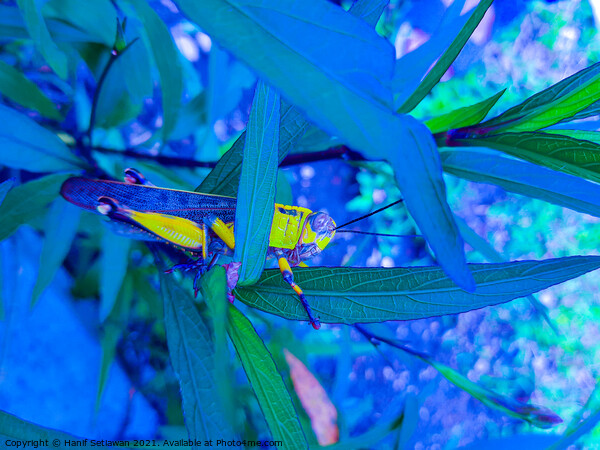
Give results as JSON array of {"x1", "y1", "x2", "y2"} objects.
[{"x1": 97, "y1": 197, "x2": 207, "y2": 255}]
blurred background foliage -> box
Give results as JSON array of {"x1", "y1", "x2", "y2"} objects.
[{"x1": 2, "y1": 0, "x2": 600, "y2": 448}]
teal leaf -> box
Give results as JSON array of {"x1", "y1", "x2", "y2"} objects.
[
  {"x1": 16, "y1": 0, "x2": 68, "y2": 79},
  {"x1": 234, "y1": 256, "x2": 600, "y2": 324},
  {"x1": 0, "y1": 60, "x2": 62, "y2": 120},
  {"x1": 451, "y1": 132, "x2": 600, "y2": 184},
  {"x1": 543, "y1": 128, "x2": 600, "y2": 143},
  {"x1": 228, "y1": 305, "x2": 307, "y2": 448},
  {"x1": 160, "y1": 270, "x2": 234, "y2": 442},
  {"x1": 441, "y1": 148, "x2": 600, "y2": 218},
  {"x1": 42, "y1": 0, "x2": 117, "y2": 47},
  {"x1": 99, "y1": 232, "x2": 130, "y2": 322},
  {"x1": 477, "y1": 62, "x2": 600, "y2": 133},
  {"x1": 31, "y1": 199, "x2": 81, "y2": 307},
  {"x1": 0, "y1": 104, "x2": 83, "y2": 172},
  {"x1": 0, "y1": 410, "x2": 80, "y2": 450},
  {"x1": 397, "y1": 0, "x2": 494, "y2": 113},
  {"x1": 234, "y1": 81, "x2": 280, "y2": 285},
  {"x1": 384, "y1": 117, "x2": 474, "y2": 291},
  {"x1": 198, "y1": 102, "x2": 308, "y2": 197},
  {"x1": 126, "y1": 0, "x2": 183, "y2": 140},
  {"x1": 425, "y1": 89, "x2": 505, "y2": 134},
  {"x1": 0, "y1": 174, "x2": 71, "y2": 242}
]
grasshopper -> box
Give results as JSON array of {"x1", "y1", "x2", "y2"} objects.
[{"x1": 61, "y1": 169, "x2": 338, "y2": 329}]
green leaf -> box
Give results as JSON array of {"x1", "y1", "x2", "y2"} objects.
[
  {"x1": 0, "y1": 179, "x2": 14, "y2": 207},
  {"x1": 478, "y1": 62, "x2": 600, "y2": 132},
  {"x1": 0, "y1": 410, "x2": 80, "y2": 450},
  {"x1": 425, "y1": 90, "x2": 505, "y2": 134},
  {"x1": 452, "y1": 132, "x2": 600, "y2": 184},
  {"x1": 42, "y1": 0, "x2": 117, "y2": 47},
  {"x1": 126, "y1": 0, "x2": 183, "y2": 140},
  {"x1": 0, "y1": 60, "x2": 62, "y2": 120},
  {"x1": 0, "y1": 174, "x2": 71, "y2": 242},
  {"x1": 31, "y1": 199, "x2": 81, "y2": 307},
  {"x1": 198, "y1": 102, "x2": 308, "y2": 197},
  {"x1": 161, "y1": 270, "x2": 234, "y2": 443},
  {"x1": 397, "y1": 0, "x2": 494, "y2": 113},
  {"x1": 182, "y1": 0, "x2": 472, "y2": 289},
  {"x1": 228, "y1": 305, "x2": 307, "y2": 448},
  {"x1": 16, "y1": 0, "x2": 68, "y2": 79},
  {"x1": 441, "y1": 148, "x2": 600, "y2": 219},
  {"x1": 99, "y1": 232, "x2": 130, "y2": 322},
  {"x1": 234, "y1": 81, "x2": 280, "y2": 285},
  {"x1": 0, "y1": 104, "x2": 83, "y2": 172},
  {"x1": 543, "y1": 128, "x2": 600, "y2": 143},
  {"x1": 234, "y1": 256, "x2": 600, "y2": 324}
]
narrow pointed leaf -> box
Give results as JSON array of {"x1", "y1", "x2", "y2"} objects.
[
  {"x1": 478, "y1": 62, "x2": 600, "y2": 132},
  {"x1": 414, "y1": 352, "x2": 562, "y2": 428},
  {"x1": 17, "y1": 0, "x2": 68, "y2": 79},
  {"x1": 394, "y1": 0, "x2": 467, "y2": 103},
  {"x1": 228, "y1": 306, "x2": 307, "y2": 448},
  {"x1": 234, "y1": 81, "x2": 280, "y2": 285},
  {"x1": 161, "y1": 271, "x2": 234, "y2": 443},
  {"x1": 99, "y1": 232, "x2": 130, "y2": 322},
  {"x1": 441, "y1": 148, "x2": 600, "y2": 218},
  {"x1": 0, "y1": 174, "x2": 71, "y2": 242},
  {"x1": 451, "y1": 132, "x2": 600, "y2": 184},
  {"x1": 0, "y1": 105, "x2": 83, "y2": 172},
  {"x1": 126, "y1": 0, "x2": 183, "y2": 140},
  {"x1": 234, "y1": 256, "x2": 600, "y2": 324},
  {"x1": 0, "y1": 60, "x2": 62, "y2": 120},
  {"x1": 425, "y1": 89, "x2": 505, "y2": 134},
  {"x1": 384, "y1": 118, "x2": 474, "y2": 290},
  {"x1": 31, "y1": 199, "x2": 81, "y2": 306},
  {"x1": 397, "y1": 0, "x2": 494, "y2": 113}
]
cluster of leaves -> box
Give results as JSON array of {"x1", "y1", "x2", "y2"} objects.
[{"x1": 2, "y1": 0, "x2": 600, "y2": 447}]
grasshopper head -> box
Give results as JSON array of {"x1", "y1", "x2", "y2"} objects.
[{"x1": 298, "y1": 212, "x2": 336, "y2": 260}]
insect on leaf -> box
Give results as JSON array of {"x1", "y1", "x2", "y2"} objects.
[{"x1": 234, "y1": 81, "x2": 280, "y2": 285}]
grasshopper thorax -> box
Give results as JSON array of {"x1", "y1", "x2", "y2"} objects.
[{"x1": 298, "y1": 212, "x2": 336, "y2": 260}]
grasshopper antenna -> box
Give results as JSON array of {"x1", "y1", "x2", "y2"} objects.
[
  {"x1": 334, "y1": 199, "x2": 404, "y2": 230},
  {"x1": 336, "y1": 230, "x2": 423, "y2": 239}
]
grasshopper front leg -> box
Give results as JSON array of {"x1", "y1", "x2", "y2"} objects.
[{"x1": 274, "y1": 250, "x2": 321, "y2": 330}]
